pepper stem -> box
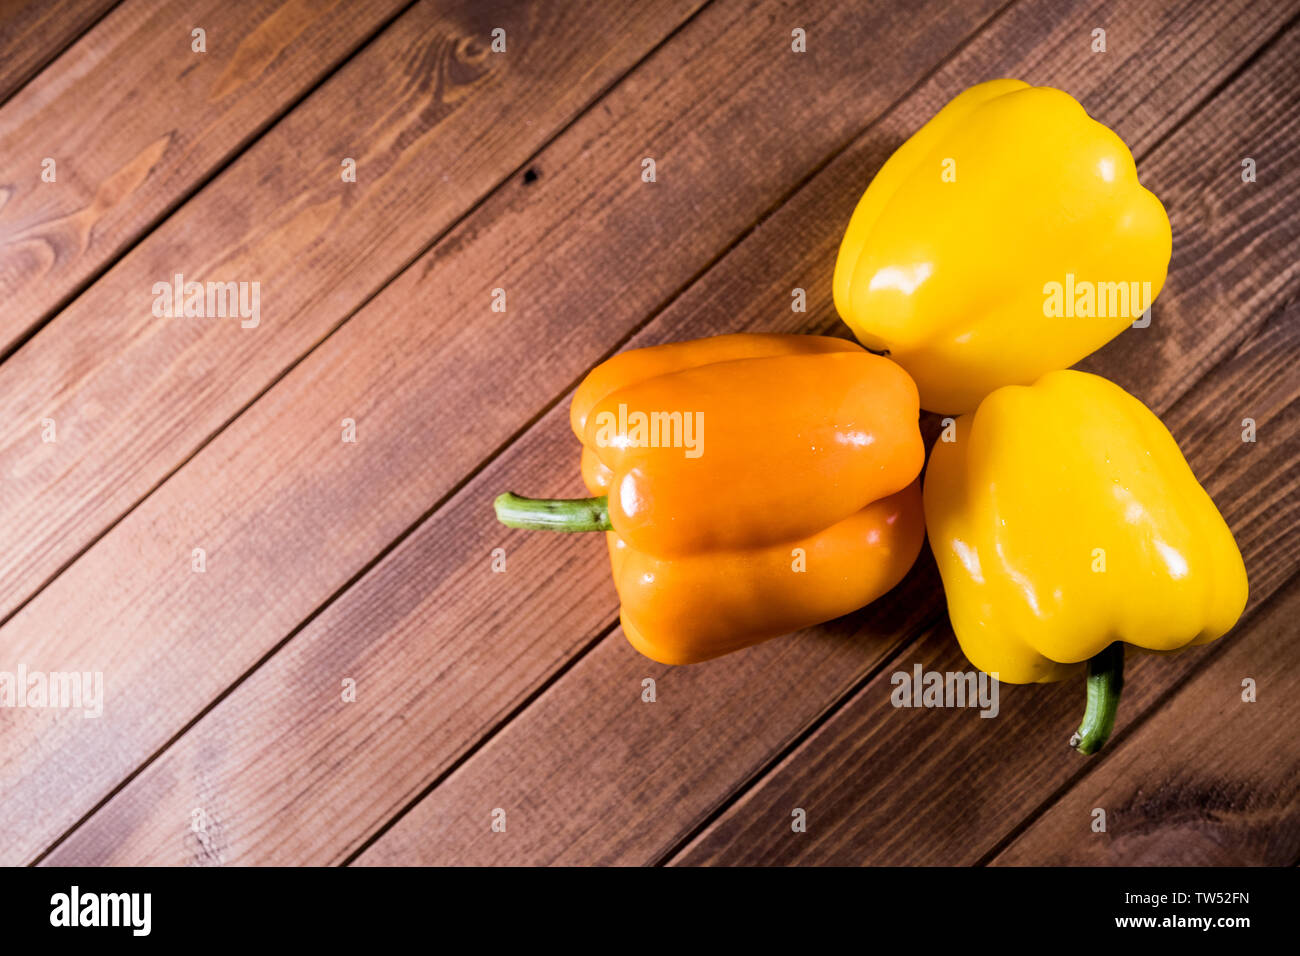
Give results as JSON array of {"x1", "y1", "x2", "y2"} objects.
[
  {"x1": 1069, "y1": 642, "x2": 1124, "y2": 755},
  {"x1": 494, "y1": 492, "x2": 612, "y2": 532}
]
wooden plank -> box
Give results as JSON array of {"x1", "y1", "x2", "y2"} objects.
[
  {"x1": 0, "y1": 0, "x2": 707, "y2": 622},
  {"x1": 8, "y1": 0, "x2": 1006, "y2": 865},
  {"x1": 989, "y1": 580, "x2": 1300, "y2": 865},
  {"x1": 0, "y1": 0, "x2": 410, "y2": 350},
  {"x1": 0, "y1": 0, "x2": 118, "y2": 104},
  {"x1": 665, "y1": 298, "x2": 1300, "y2": 865},
  {"x1": 41, "y1": 0, "x2": 1297, "y2": 866}
]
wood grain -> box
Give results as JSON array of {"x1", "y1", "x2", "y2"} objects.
[
  {"x1": 665, "y1": 298, "x2": 1299, "y2": 865},
  {"x1": 7, "y1": 0, "x2": 1007, "y2": 865},
  {"x1": 0, "y1": 0, "x2": 706, "y2": 623},
  {"x1": 0, "y1": 0, "x2": 118, "y2": 104},
  {"x1": 40, "y1": 0, "x2": 1298, "y2": 866},
  {"x1": 0, "y1": 0, "x2": 409, "y2": 350}
]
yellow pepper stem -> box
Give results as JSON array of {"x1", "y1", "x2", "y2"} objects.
[
  {"x1": 494, "y1": 493, "x2": 612, "y2": 532},
  {"x1": 1070, "y1": 643, "x2": 1124, "y2": 755}
]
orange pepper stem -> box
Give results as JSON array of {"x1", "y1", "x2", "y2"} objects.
[
  {"x1": 494, "y1": 492, "x2": 611, "y2": 532},
  {"x1": 1069, "y1": 642, "x2": 1124, "y2": 755}
]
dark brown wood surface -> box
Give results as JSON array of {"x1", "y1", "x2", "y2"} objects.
[
  {"x1": 0, "y1": 0, "x2": 1295, "y2": 867},
  {"x1": 0, "y1": 0, "x2": 118, "y2": 104}
]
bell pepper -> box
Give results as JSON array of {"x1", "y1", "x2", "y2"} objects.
[
  {"x1": 495, "y1": 333, "x2": 926, "y2": 664},
  {"x1": 923, "y1": 370, "x2": 1248, "y2": 753},
  {"x1": 833, "y1": 79, "x2": 1172, "y2": 414}
]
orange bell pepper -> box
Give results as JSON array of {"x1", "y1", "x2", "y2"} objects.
[{"x1": 495, "y1": 334, "x2": 926, "y2": 664}]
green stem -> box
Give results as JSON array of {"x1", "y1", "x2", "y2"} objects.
[
  {"x1": 1069, "y1": 643, "x2": 1124, "y2": 755},
  {"x1": 494, "y1": 492, "x2": 611, "y2": 532}
]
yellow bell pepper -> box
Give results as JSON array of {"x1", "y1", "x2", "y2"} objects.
[
  {"x1": 923, "y1": 370, "x2": 1248, "y2": 753},
  {"x1": 833, "y1": 79, "x2": 1172, "y2": 414}
]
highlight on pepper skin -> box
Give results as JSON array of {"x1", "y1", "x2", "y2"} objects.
[
  {"x1": 922, "y1": 369, "x2": 1249, "y2": 754},
  {"x1": 833, "y1": 78, "x2": 1172, "y2": 415},
  {"x1": 494, "y1": 333, "x2": 927, "y2": 664}
]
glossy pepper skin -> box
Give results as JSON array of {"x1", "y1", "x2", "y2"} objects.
[
  {"x1": 833, "y1": 79, "x2": 1172, "y2": 414},
  {"x1": 498, "y1": 334, "x2": 926, "y2": 665},
  {"x1": 924, "y1": 370, "x2": 1248, "y2": 750}
]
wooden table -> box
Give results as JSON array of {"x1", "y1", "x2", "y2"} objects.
[{"x1": 0, "y1": 0, "x2": 1296, "y2": 867}]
